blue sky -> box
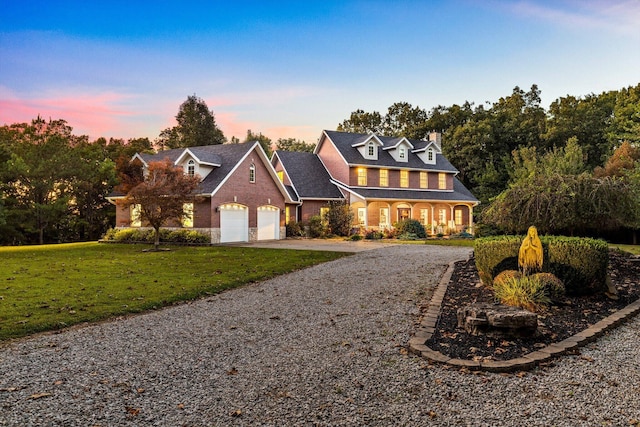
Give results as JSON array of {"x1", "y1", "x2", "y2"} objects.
[{"x1": 1, "y1": 0, "x2": 639, "y2": 144}]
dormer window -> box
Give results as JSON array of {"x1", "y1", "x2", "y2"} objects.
[
  {"x1": 399, "y1": 147, "x2": 406, "y2": 159},
  {"x1": 249, "y1": 164, "x2": 256, "y2": 183},
  {"x1": 187, "y1": 159, "x2": 195, "y2": 176},
  {"x1": 368, "y1": 143, "x2": 375, "y2": 157},
  {"x1": 428, "y1": 148, "x2": 434, "y2": 162}
]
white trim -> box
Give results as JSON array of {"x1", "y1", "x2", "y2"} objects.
[
  {"x1": 131, "y1": 153, "x2": 148, "y2": 167},
  {"x1": 175, "y1": 148, "x2": 221, "y2": 167},
  {"x1": 381, "y1": 137, "x2": 414, "y2": 150},
  {"x1": 271, "y1": 151, "x2": 302, "y2": 202}
]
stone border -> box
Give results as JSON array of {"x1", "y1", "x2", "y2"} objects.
[{"x1": 409, "y1": 258, "x2": 640, "y2": 373}]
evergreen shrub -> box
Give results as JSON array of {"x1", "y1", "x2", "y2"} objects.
[
  {"x1": 475, "y1": 235, "x2": 608, "y2": 296},
  {"x1": 394, "y1": 219, "x2": 426, "y2": 238}
]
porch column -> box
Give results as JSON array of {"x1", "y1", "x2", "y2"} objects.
[
  {"x1": 450, "y1": 205, "x2": 455, "y2": 233},
  {"x1": 431, "y1": 205, "x2": 435, "y2": 235},
  {"x1": 469, "y1": 204, "x2": 474, "y2": 234},
  {"x1": 364, "y1": 200, "x2": 369, "y2": 228}
]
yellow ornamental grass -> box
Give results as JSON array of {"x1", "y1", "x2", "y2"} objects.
[{"x1": 519, "y1": 226, "x2": 543, "y2": 275}]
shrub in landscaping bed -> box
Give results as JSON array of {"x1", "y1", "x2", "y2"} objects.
[
  {"x1": 394, "y1": 219, "x2": 426, "y2": 238},
  {"x1": 103, "y1": 228, "x2": 210, "y2": 244},
  {"x1": 493, "y1": 274, "x2": 550, "y2": 312},
  {"x1": 475, "y1": 235, "x2": 608, "y2": 296}
]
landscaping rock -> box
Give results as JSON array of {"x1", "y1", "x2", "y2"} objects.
[{"x1": 457, "y1": 303, "x2": 538, "y2": 337}]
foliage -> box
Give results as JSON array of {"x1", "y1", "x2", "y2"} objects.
[
  {"x1": 157, "y1": 95, "x2": 226, "y2": 149},
  {"x1": 121, "y1": 159, "x2": 201, "y2": 250},
  {"x1": 475, "y1": 235, "x2": 608, "y2": 296},
  {"x1": 285, "y1": 220, "x2": 305, "y2": 237},
  {"x1": 307, "y1": 215, "x2": 326, "y2": 238},
  {"x1": 0, "y1": 243, "x2": 349, "y2": 341},
  {"x1": 492, "y1": 275, "x2": 550, "y2": 313},
  {"x1": 394, "y1": 219, "x2": 426, "y2": 238},
  {"x1": 324, "y1": 201, "x2": 354, "y2": 236},
  {"x1": 364, "y1": 229, "x2": 384, "y2": 240},
  {"x1": 348, "y1": 234, "x2": 363, "y2": 241},
  {"x1": 493, "y1": 269, "x2": 521, "y2": 287},
  {"x1": 103, "y1": 227, "x2": 210, "y2": 244},
  {"x1": 243, "y1": 129, "x2": 273, "y2": 157},
  {"x1": 531, "y1": 272, "x2": 565, "y2": 302},
  {"x1": 276, "y1": 138, "x2": 315, "y2": 153}
]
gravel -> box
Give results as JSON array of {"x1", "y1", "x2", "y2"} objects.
[{"x1": 1, "y1": 244, "x2": 639, "y2": 426}]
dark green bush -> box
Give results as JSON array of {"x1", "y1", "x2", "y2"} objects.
[
  {"x1": 364, "y1": 229, "x2": 384, "y2": 240},
  {"x1": 307, "y1": 215, "x2": 326, "y2": 238},
  {"x1": 395, "y1": 219, "x2": 426, "y2": 238},
  {"x1": 286, "y1": 221, "x2": 304, "y2": 237},
  {"x1": 475, "y1": 235, "x2": 608, "y2": 296}
]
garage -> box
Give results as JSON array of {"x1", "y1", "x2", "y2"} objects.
[
  {"x1": 257, "y1": 206, "x2": 280, "y2": 240},
  {"x1": 220, "y1": 204, "x2": 248, "y2": 243}
]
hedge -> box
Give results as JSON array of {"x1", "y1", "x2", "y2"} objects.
[
  {"x1": 102, "y1": 228, "x2": 210, "y2": 244},
  {"x1": 474, "y1": 235, "x2": 609, "y2": 296}
]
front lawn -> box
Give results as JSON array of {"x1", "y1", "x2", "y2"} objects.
[{"x1": 0, "y1": 242, "x2": 350, "y2": 341}]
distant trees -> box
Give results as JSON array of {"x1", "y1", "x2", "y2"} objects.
[
  {"x1": 243, "y1": 130, "x2": 272, "y2": 157},
  {"x1": 157, "y1": 95, "x2": 226, "y2": 149},
  {"x1": 275, "y1": 137, "x2": 315, "y2": 153}
]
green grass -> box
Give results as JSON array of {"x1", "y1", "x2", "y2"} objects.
[
  {"x1": 0, "y1": 242, "x2": 350, "y2": 341},
  {"x1": 609, "y1": 244, "x2": 640, "y2": 255}
]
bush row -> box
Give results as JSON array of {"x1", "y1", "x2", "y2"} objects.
[
  {"x1": 102, "y1": 228, "x2": 211, "y2": 244},
  {"x1": 474, "y1": 235, "x2": 609, "y2": 296}
]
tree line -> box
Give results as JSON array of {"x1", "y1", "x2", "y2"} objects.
[
  {"x1": 338, "y1": 83, "x2": 640, "y2": 242},
  {"x1": 1, "y1": 85, "x2": 638, "y2": 245}
]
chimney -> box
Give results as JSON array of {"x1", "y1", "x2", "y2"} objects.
[{"x1": 429, "y1": 131, "x2": 442, "y2": 150}]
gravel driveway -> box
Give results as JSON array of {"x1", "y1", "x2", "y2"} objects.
[{"x1": 1, "y1": 244, "x2": 639, "y2": 426}]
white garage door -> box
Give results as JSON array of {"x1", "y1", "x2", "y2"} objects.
[
  {"x1": 220, "y1": 204, "x2": 248, "y2": 243},
  {"x1": 257, "y1": 206, "x2": 279, "y2": 240}
]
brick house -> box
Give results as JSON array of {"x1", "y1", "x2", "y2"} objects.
[
  {"x1": 110, "y1": 141, "x2": 296, "y2": 243},
  {"x1": 273, "y1": 130, "x2": 479, "y2": 235}
]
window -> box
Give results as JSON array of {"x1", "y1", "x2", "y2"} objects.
[
  {"x1": 357, "y1": 168, "x2": 367, "y2": 186},
  {"x1": 277, "y1": 170, "x2": 284, "y2": 182},
  {"x1": 398, "y1": 208, "x2": 410, "y2": 221},
  {"x1": 438, "y1": 208, "x2": 447, "y2": 225},
  {"x1": 427, "y1": 148, "x2": 434, "y2": 162},
  {"x1": 249, "y1": 164, "x2": 256, "y2": 183},
  {"x1": 320, "y1": 207, "x2": 329, "y2": 225},
  {"x1": 379, "y1": 169, "x2": 388, "y2": 187},
  {"x1": 455, "y1": 208, "x2": 463, "y2": 226},
  {"x1": 420, "y1": 209, "x2": 429, "y2": 225},
  {"x1": 400, "y1": 170, "x2": 409, "y2": 188},
  {"x1": 399, "y1": 147, "x2": 406, "y2": 159},
  {"x1": 130, "y1": 204, "x2": 141, "y2": 227},
  {"x1": 420, "y1": 171, "x2": 427, "y2": 188},
  {"x1": 357, "y1": 207, "x2": 366, "y2": 226},
  {"x1": 285, "y1": 206, "x2": 291, "y2": 224},
  {"x1": 187, "y1": 160, "x2": 195, "y2": 176},
  {"x1": 182, "y1": 203, "x2": 194, "y2": 228},
  {"x1": 368, "y1": 142, "x2": 375, "y2": 157},
  {"x1": 438, "y1": 173, "x2": 447, "y2": 189}
]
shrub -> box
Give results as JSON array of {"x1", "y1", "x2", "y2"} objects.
[
  {"x1": 348, "y1": 234, "x2": 363, "y2": 241},
  {"x1": 394, "y1": 219, "x2": 426, "y2": 238},
  {"x1": 324, "y1": 201, "x2": 354, "y2": 236},
  {"x1": 364, "y1": 229, "x2": 384, "y2": 240},
  {"x1": 102, "y1": 228, "x2": 209, "y2": 244},
  {"x1": 307, "y1": 215, "x2": 326, "y2": 238},
  {"x1": 397, "y1": 232, "x2": 419, "y2": 240},
  {"x1": 286, "y1": 221, "x2": 304, "y2": 237},
  {"x1": 532, "y1": 272, "x2": 565, "y2": 302},
  {"x1": 475, "y1": 235, "x2": 608, "y2": 296},
  {"x1": 493, "y1": 269, "x2": 521, "y2": 287},
  {"x1": 493, "y1": 275, "x2": 550, "y2": 313}
]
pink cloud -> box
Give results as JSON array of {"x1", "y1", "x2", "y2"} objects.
[{"x1": 0, "y1": 89, "x2": 137, "y2": 139}]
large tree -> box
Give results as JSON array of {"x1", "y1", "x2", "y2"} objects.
[
  {"x1": 243, "y1": 130, "x2": 272, "y2": 157},
  {"x1": 157, "y1": 95, "x2": 226, "y2": 149},
  {"x1": 121, "y1": 159, "x2": 201, "y2": 250},
  {"x1": 275, "y1": 137, "x2": 315, "y2": 153}
]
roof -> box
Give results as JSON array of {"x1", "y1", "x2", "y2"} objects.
[
  {"x1": 321, "y1": 130, "x2": 458, "y2": 173},
  {"x1": 336, "y1": 177, "x2": 479, "y2": 204},
  {"x1": 274, "y1": 150, "x2": 343, "y2": 200}
]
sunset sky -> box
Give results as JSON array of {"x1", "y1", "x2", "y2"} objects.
[{"x1": 1, "y1": 1, "x2": 639, "y2": 144}]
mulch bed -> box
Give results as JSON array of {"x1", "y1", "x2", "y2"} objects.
[{"x1": 425, "y1": 249, "x2": 640, "y2": 361}]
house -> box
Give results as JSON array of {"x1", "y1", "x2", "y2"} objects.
[
  {"x1": 109, "y1": 141, "x2": 297, "y2": 243},
  {"x1": 273, "y1": 130, "x2": 479, "y2": 235}
]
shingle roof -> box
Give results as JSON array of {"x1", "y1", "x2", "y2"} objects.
[
  {"x1": 323, "y1": 130, "x2": 458, "y2": 172},
  {"x1": 339, "y1": 177, "x2": 479, "y2": 204},
  {"x1": 274, "y1": 151, "x2": 344, "y2": 199},
  {"x1": 140, "y1": 143, "x2": 257, "y2": 195}
]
